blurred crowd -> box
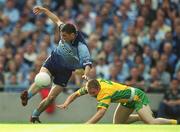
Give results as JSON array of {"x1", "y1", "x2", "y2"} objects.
[{"x1": 0, "y1": 0, "x2": 180, "y2": 95}]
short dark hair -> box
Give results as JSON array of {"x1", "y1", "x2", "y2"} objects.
[
  {"x1": 61, "y1": 23, "x2": 77, "y2": 34},
  {"x1": 87, "y1": 79, "x2": 100, "y2": 90}
]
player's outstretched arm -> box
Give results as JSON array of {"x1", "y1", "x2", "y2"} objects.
[
  {"x1": 82, "y1": 65, "x2": 91, "y2": 80},
  {"x1": 33, "y1": 6, "x2": 63, "y2": 26},
  {"x1": 56, "y1": 92, "x2": 80, "y2": 109},
  {"x1": 86, "y1": 108, "x2": 106, "y2": 124}
]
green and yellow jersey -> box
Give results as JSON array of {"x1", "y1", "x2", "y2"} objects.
[{"x1": 76, "y1": 78, "x2": 149, "y2": 111}]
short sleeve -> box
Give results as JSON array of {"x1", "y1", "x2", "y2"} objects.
[
  {"x1": 78, "y1": 43, "x2": 92, "y2": 68},
  {"x1": 97, "y1": 94, "x2": 111, "y2": 109},
  {"x1": 59, "y1": 23, "x2": 65, "y2": 32},
  {"x1": 76, "y1": 87, "x2": 88, "y2": 96}
]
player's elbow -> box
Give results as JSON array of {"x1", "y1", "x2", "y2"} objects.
[{"x1": 72, "y1": 92, "x2": 80, "y2": 99}]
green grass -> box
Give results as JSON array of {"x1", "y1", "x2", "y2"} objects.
[{"x1": 0, "y1": 124, "x2": 179, "y2": 132}]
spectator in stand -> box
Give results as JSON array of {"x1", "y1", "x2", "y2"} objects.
[
  {"x1": 108, "y1": 65, "x2": 119, "y2": 82},
  {"x1": 155, "y1": 8, "x2": 171, "y2": 39},
  {"x1": 146, "y1": 67, "x2": 163, "y2": 92},
  {"x1": 158, "y1": 78, "x2": 180, "y2": 119},
  {"x1": 175, "y1": 61, "x2": 180, "y2": 76},
  {"x1": 159, "y1": 31, "x2": 176, "y2": 54},
  {"x1": 0, "y1": 15, "x2": 12, "y2": 35},
  {"x1": 133, "y1": 54, "x2": 144, "y2": 67},
  {"x1": 162, "y1": 42, "x2": 177, "y2": 69},
  {"x1": 150, "y1": 20, "x2": 165, "y2": 41},
  {"x1": 3, "y1": 0, "x2": 20, "y2": 23},
  {"x1": 151, "y1": 50, "x2": 160, "y2": 67},
  {"x1": 113, "y1": 19, "x2": 125, "y2": 41},
  {"x1": 175, "y1": 70, "x2": 180, "y2": 85},
  {"x1": 97, "y1": 3, "x2": 114, "y2": 37},
  {"x1": 0, "y1": 51, "x2": 6, "y2": 66},
  {"x1": 101, "y1": 40, "x2": 115, "y2": 64},
  {"x1": 110, "y1": 55, "x2": 129, "y2": 83},
  {"x1": 116, "y1": 3, "x2": 134, "y2": 34},
  {"x1": 38, "y1": 40, "x2": 49, "y2": 55},
  {"x1": 143, "y1": 45, "x2": 152, "y2": 68},
  {"x1": 4, "y1": 60, "x2": 28, "y2": 91},
  {"x1": 125, "y1": 66, "x2": 145, "y2": 91},
  {"x1": 126, "y1": 44, "x2": 136, "y2": 63},
  {"x1": 77, "y1": 4, "x2": 96, "y2": 36},
  {"x1": 173, "y1": 24, "x2": 180, "y2": 58},
  {"x1": 138, "y1": 63, "x2": 149, "y2": 81},
  {"x1": 14, "y1": 53, "x2": 30, "y2": 78},
  {"x1": 120, "y1": 47, "x2": 134, "y2": 68},
  {"x1": 159, "y1": 53, "x2": 174, "y2": 74},
  {"x1": 107, "y1": 25, "x2": 122, "y2": 54},
  {"x1": 143, "y1": 27, "x2": 161, "y2": 51},
  {"x1": 156, "y1": 61, "x2": 171, "y2": 88},
  {"x1": 58, "y1": 0, "x2": 78, "y2": 19},
  {"x1": 129, "y1": 34, "x2": 143, "y2": 55},
  {"x1": 95, "y1": 53, "x2": 109, "y2": 79},
  {"x1": 27, "y1": 69, "x2": 36, "y2": 86},
  {"x1": 139, "y1": 5, "x2": 155, "y2": 26},
  {"x1": 42, "y1": 34, "x2": 56, "y2": 54},
  {"x1": 0, "y1": 63, "x2": 4, "y2": 92},
  {"x1": 24, "y1": 42, "x2": 38, "y2": 67},
  {"x1": 134, "y1": 16, "x2": 148, "y2": 46},
  {"x1": 87, "y1": 33, "x2": 102, "y2": 61},
  {"x1": 121, "y1": 25, "x2": 135, "y2": 47}
]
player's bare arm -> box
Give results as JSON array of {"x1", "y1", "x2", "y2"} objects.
[
  {"x1": 86, "y1": 108, "x2": 106, "y2": 124},
  {"x1": 33, "y1": 6, "x2": 63, "y2": 26},
  {"x1": 56, "y1": 92, "x2": 81, "y2": 109},
  {"x1": 82, "y1": 65, "x2": 91, "y2": 80}
]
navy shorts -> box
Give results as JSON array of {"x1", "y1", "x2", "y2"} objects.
[{"x1": 43, "y1": 51, "x2": 73, "y2": 87}]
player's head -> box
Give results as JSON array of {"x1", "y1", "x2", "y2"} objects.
[
  {"x1": 86, "y1": 79, "x2": 100, "y2": 97},
  {"x1": 60, "y1": 23, "x2": 77, "y2": 43}
]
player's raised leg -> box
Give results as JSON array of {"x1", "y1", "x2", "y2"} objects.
[
  {"x1": 137, "y1": 105, "x2": 177, "y2": 124},
  {"x1": 113, "y1": 104, "x2": 134, "y2": 124},
  {"x1": 20, "y1": 67, "x2": 51, "y2": 106},
  {"x1": 30, "y1": 84, "x2": 63, "y2": 123}
]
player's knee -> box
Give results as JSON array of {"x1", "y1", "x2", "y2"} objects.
[{"x1": 47, "y1": 95, "x2": 56, "y2": 102}]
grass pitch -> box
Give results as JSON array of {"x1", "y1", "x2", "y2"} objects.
[{"x1": 0, "y1": 124, "x2": 179, "y2": 132}]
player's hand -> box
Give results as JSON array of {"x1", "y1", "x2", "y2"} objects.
[
  {"x1": 56, "y1": 104, "x2": 68, "y2": 110},
  {"x1": 33, "y1": 6, "x2": 45, "y2": 15},
  {"x1": 82, "y1": 74, "x2": 89, "y2": 81}
]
